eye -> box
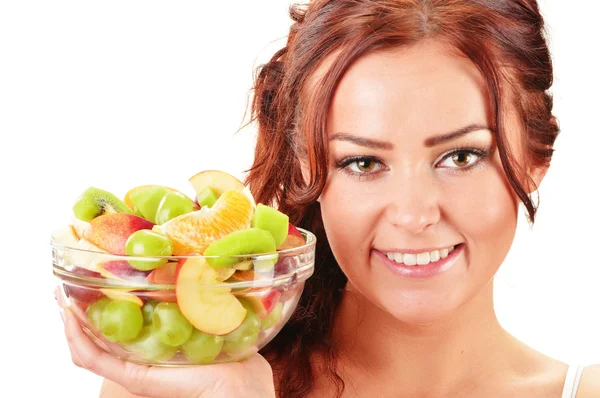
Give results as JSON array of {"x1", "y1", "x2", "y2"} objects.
[
  {"x1": 335, "y1": 156, "x2": 385, "y2": 178},
  {"x1": 349, "y1": 158, "x2": 378, "y2": 173},
  {"x1": 437, "y1": 148, "x2": 487, "y2": 169}
]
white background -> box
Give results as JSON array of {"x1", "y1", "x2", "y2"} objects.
[{"x1": 0, "y1": 1, "x2": 598, "y2": 397}]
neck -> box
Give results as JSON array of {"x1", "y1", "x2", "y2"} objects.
[{"x1": 331, "y1": 279, "x2": 516, "y2": 394}]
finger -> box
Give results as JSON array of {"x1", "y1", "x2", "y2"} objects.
[
  {"x1": 63, "y1": 307, "x2": 157, "y2": 396},
  {"x1": 57, "y1": 289, "x2": 154, "y2": 397}
]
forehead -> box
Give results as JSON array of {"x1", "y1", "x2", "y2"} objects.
[{"x1": 322, "y1": 39, "x2": 494, "y2": 141}]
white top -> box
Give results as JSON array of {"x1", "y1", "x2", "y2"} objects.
[{"x1": 561, "y1": 365, "x2": 585, "y2": 398}]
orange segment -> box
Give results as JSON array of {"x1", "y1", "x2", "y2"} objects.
[{"x1": 153, "y1": 190, "x2": 254, "y2": 255}]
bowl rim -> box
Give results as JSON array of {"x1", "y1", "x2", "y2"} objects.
[{"x1": 52, "y1": 227, "x2": 316, "y2": 290}]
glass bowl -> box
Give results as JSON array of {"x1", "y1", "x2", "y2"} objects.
[{"x1": 52, "y1": 228, "x2": 315, "y2": 366}]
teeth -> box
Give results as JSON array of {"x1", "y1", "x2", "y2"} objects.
[
  {"x1": 416, "y1": 252, "x2": 430, "y2": 265},
  {"x1": 384, "y1": 245, "x2": 456, "y2": 266},
  {"x1": 403, "y1": 253, "x2": 417, "y2": 266},
  {"x1": 394, "y1": 252, "x2": 403, "y2": 263}
]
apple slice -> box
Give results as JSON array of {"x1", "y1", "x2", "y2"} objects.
[
  {"x1": 176, "y1": 257, "x2": 247, "y2": 335},
  {"x1": 189, "y1": 170, "x2": 245, "y2": 196},
  {"x1": 71, "y1": 215, "x2": 91, "y2": 239},
  {"x1": 99, "y1": 288, "x2": 144, "y2": 306},
  {"x1": 52, "y1": 225, "x2": 80, "y2": 248},
  {"x1": 146, "y1": 261, "x2": 178, "y2": 284},
  {"x1": 228, "y1": 269, "x2": 257, "y2": 282},
  {"x1": 215, "y1": 267, "x2": 236, "y2": 281},
  {"x1": 97, "y1": 260, "x2": 150, "y2": 282},
  {"x1": 144, "y1": 261, "x2": 178, "y2": 302},
  {"x1": 141, "y1": 290, "x2": 177, "y2": 303},
  {"x1": 62, "y1": 268, "x2": 105, "y2": 303},
  {"x1": 234, "y1": 260, "x2": 253, "y2": 271},
  {"x1": 189, "y1": 170, "x2": 256, "y2": 209},
  {"x1": 277, "y1": 223, "x2": 306, "y2": 250},
  {"x1": 70, "y1": 238, "x2": 108, "y2": 273},
  {"x1": 245, "y1": 288, "x2": 282, "y2": 319}
]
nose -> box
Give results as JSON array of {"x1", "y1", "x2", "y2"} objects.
[{"x1": 385, "y1": 170, "x2": 441, "y2": 234}]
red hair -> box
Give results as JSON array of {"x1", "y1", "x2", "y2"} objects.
[{"x1": 245, "y1": 1, "x2": 559, "y2": 396}]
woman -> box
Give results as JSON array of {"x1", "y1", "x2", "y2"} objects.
[{"x1": 58, "y1": 0, "x2": 600, "y2": 396}]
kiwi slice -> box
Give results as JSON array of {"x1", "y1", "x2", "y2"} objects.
[
  {"x1": 204, "y1": 228, "x2": 277, "y2": 268},
  {"x1": 72, "y1": 187, "x2": 133, "y2": 222}
]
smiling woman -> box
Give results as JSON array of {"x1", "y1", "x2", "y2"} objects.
[
  {"x1": 243, "y1": 1, "x2": 598, "y2": 397},
  {"x1": 57, "y1": 1, "x2": 600, "y2": 397}
]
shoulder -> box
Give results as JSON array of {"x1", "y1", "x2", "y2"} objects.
[{"x1": 577, "y1": 364, "x2": 600, "y2": 397}]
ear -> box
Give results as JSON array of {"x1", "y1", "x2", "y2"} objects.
[{"x1": 525, "y1": 162, "x2": 549, "y2": 194}]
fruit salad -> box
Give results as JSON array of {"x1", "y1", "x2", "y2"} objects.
[{"x1": 51, "y1": 170, "x2": 314, "y2": 365}]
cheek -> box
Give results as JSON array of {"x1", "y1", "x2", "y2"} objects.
[
  {"x1": 318, "y1": 178, "x2": 379, "y2": 269},
  {"x1": 443, "y1": 159, "x2": 519, "y2": 267}
]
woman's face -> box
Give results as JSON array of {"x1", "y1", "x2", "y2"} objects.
[{"x1": 317, "y1": 39, "x2": 540, "y2": 324}]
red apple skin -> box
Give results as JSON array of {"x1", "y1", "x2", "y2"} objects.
[
  {"x1": 62, "y1": 268, "x2": 105, "y2": 303},
  {"x1": 146, "y1": 262, "x2": 178, "y2": 284},
  {"x1": 140, "y1": 290, "x2": 177, "y2": 303},
  {"x1": 86, "y1": 213, "x2": 154, "y2": 254},
  {"x1": 143, "y1": 262, "x2": 178, "y2": 302},
  {"x1": 277, "y1": 223, "x2": 306, "y2": 250},
  {"x1": 97, "y1": 260, "x2": 150, "y2": 282},
  {"x1": 244, "y1": 288, "x2": 282, "y2": 319}
]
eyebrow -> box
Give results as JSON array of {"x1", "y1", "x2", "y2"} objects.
[
  {"x1": 424, "y1": 124, "x2": 491, "y2": 147},
  {"x1": 329, "y1": 132, "x2": 394, "y2": 150},
  {"x1": 329, "y1": 123, "x2": 491, "y2": 150}
]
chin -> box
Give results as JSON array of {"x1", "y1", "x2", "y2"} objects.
[{"x1": 372, "y1": 285, "x2": 467, "y2": 326}]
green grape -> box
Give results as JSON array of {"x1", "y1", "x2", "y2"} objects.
[
  {"x1": 152, "y1": 302, "x2": 193, "y2": 347},
  {"x1": 222, "y1": 299, "x2": 260, "y2": 355},
  {"x1": 86, "y1": 297, "x2": 112, "y2": 331},
  {"x1": 125, "y1": 230, "x2": 172, "y2": 271},
  {"x1": 125, "y1": 325, "x2": 178, "y2": 362},
  {"x1": 260, "y1": 302, "x2": 283, "y2": 331},
  {"x1": 142, "y1": 300, "x2": 159, "y2": 325},
  {"x1": 181, "y1": 329, "x2": 224, "y2": 364},
  {"x1": 155, "y1": 191, "x2": 195, "y2": 225},
  {"x1": 251, "y1": 203, "x2": 289, "y2": 248},
  {"x1": 130, "y1": 186, "x2": 169, "y2": 223},
  {"x1": 100, "y1": 300, "x2": 144, "y2": 342},
  {"x1": 196, "y1": 186, "x2": 219, "y2": 208}
]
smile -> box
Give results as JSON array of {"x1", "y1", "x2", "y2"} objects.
[{"x1": 382, "y1": 245, "x2": 458, "y2": 266}]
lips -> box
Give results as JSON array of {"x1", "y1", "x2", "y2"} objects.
[
  {"x1": 382, "y1": 245, "x2": 457, "y2": 266},
  {"x1": 374, "y1": 244, "x2": 464, "y2": 279}
]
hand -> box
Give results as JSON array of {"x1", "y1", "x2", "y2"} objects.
[{"x1": 56, "y1": 289, "x2": 276, "y2": 398}]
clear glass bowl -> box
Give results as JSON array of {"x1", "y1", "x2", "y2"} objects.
[{"x1": 52, "y1": 228, "x2": 315, "y2": 366}]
